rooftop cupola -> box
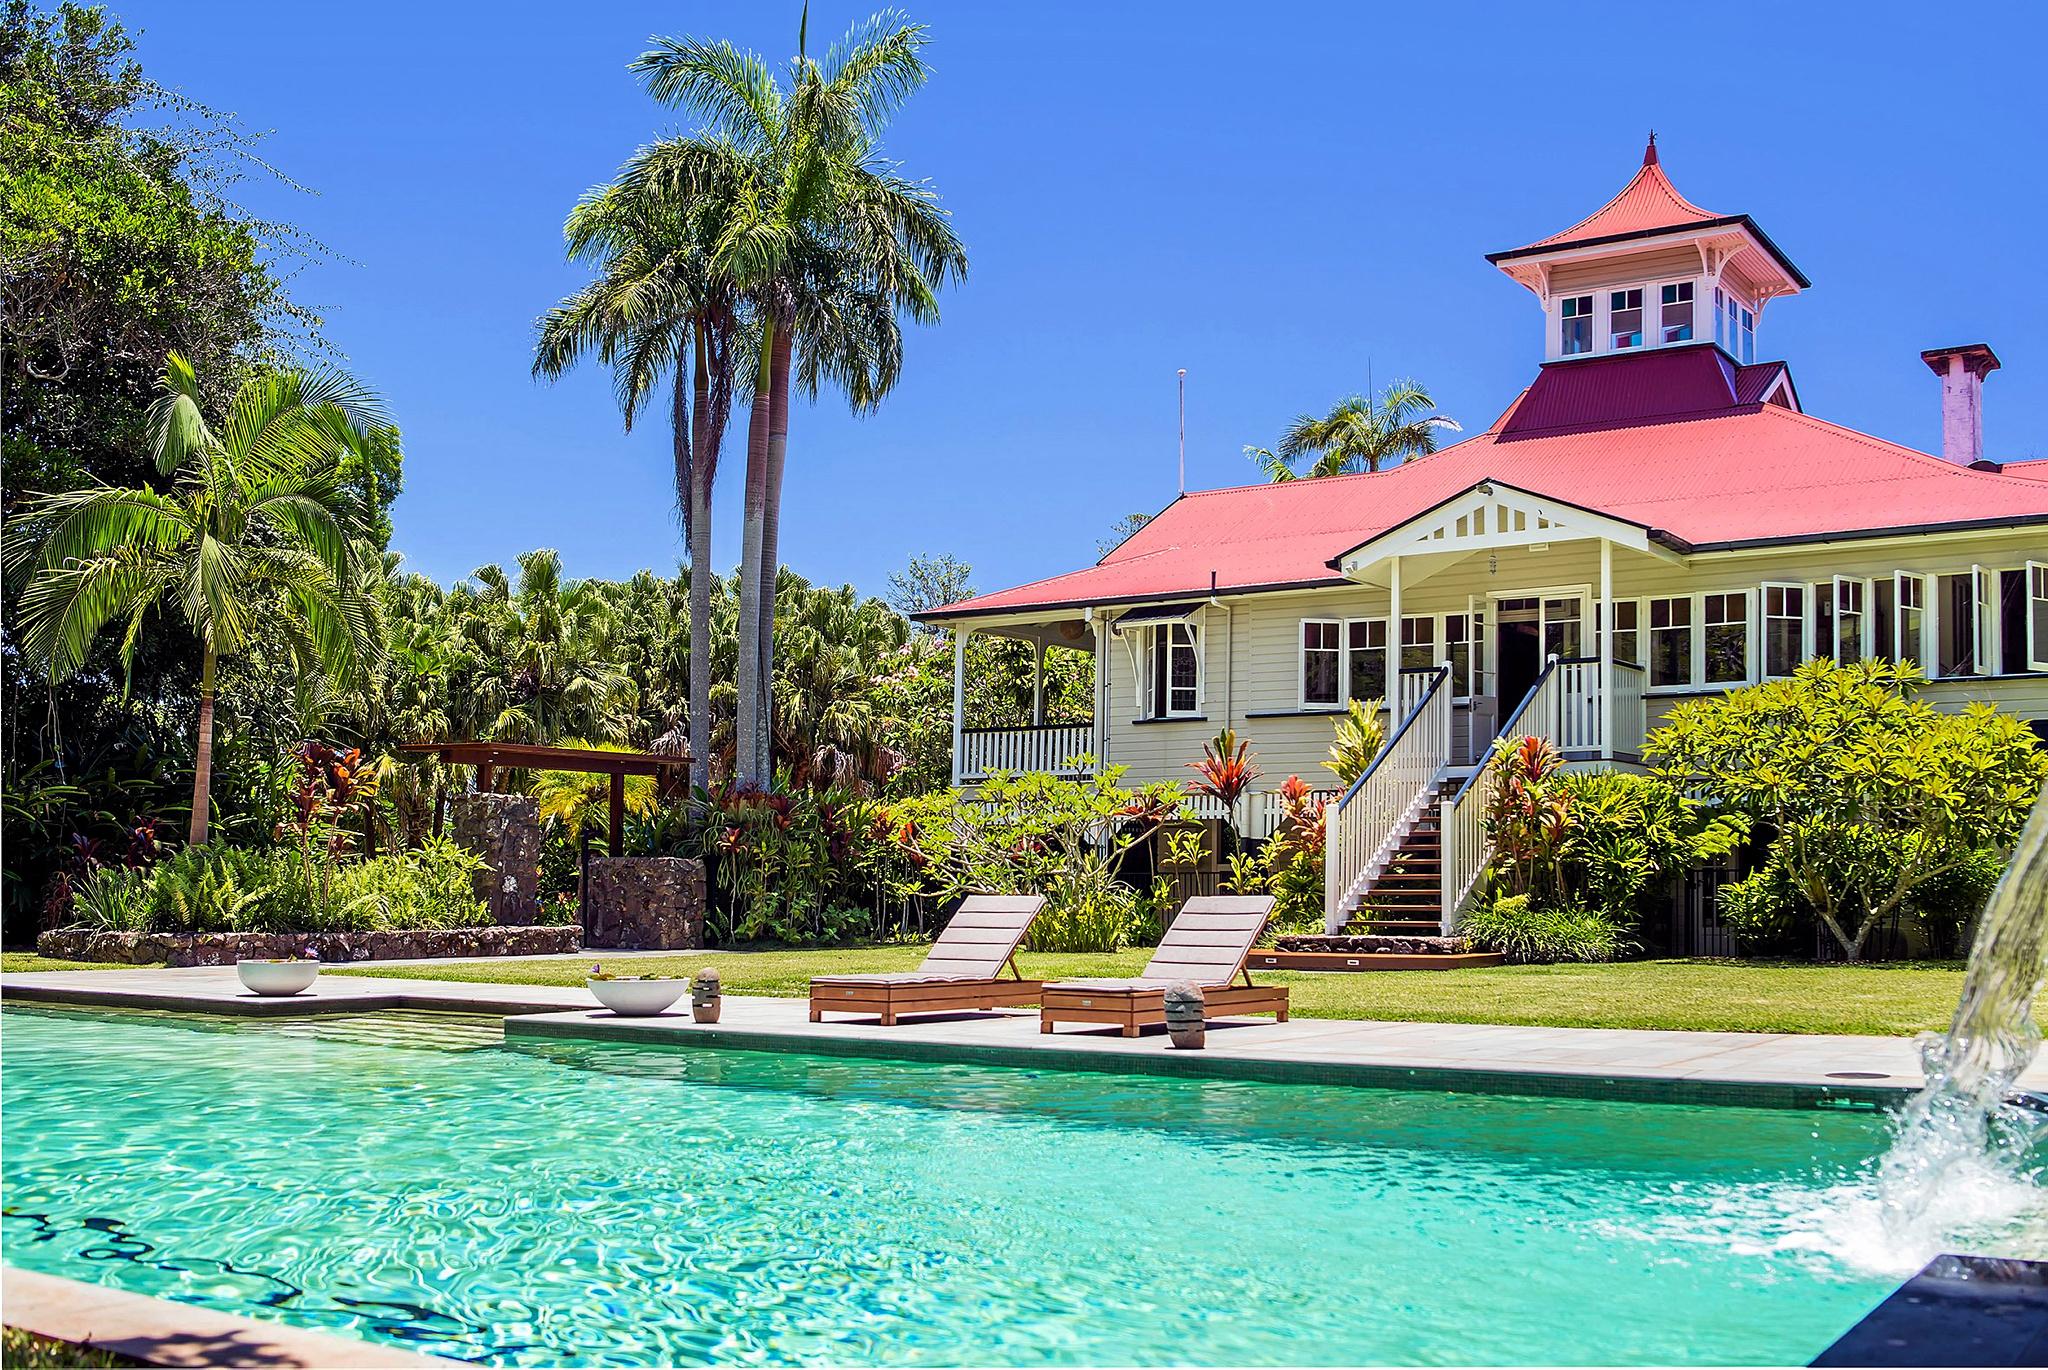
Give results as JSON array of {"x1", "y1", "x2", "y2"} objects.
[{"x1": 1485, "y1": 136, "x2": 1809, "y2": 365}]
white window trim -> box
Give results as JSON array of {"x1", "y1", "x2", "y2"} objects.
[
  {"x1": 1645, "y1": 593, "x2": 1697, "y2": 692},
  {"x1": 1608, "y1": 286, "x2": 1645, "y2": 352},
  {"x1": 1345, "y1": 616, "x2": 1391, "y2": 708},
  {"x1": 1701, "y1": 587, "x2": 1755, "y2": 687},
  {"x1": 2029, "y1": 561, "x2": 2048, "y2": 673},
  {"x1": 1129, "y1": 619, "x2": 1205, "y2": 719},
  {"x1": 1653, "y1": 278, "x2": 1697, "y2": 346},
  {"x1": 1762, "y1": 581, "x2": 1806, "y2": 679},
  {"x1": 1895, "y1": 571, "x2": 1930, "y2": 668},
  {"x1": 1832, "y1": 575, "x2": 1870, "y2": 665},
  {"x1": 1298, "y1": 617, "x2": 1343, "y2": 711}
]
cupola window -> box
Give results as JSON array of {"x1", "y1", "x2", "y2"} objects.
[
  {"x1": 1738, "y1": 306, "x2": 1756, "y2": 363},
  {"x1": 1609, "y1": 289, "x2": 1643, "y2": 349},
  {"x1": 1560, "y1": 295, "x2": 1594, "y2": 356},
  {"x1": 1659, "y1": 283, "x2": 1694, "y2": 343}
]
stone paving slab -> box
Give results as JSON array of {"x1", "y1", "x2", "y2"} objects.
[
  {"x1": 2, "y1": 1265, "x2": 458, "y2": 1367},
  {"x1": 7, "y1": 963, "x2": 2042, "y2": 1108}
]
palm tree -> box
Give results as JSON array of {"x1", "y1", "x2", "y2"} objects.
[
  {"x1": 632, "y1": 9, "x2": 966, "y2": 787},
  {"x1": 4, "y1": 352, "x2": 385, "y2": 844},
  {"x1": 534, "y1": 170, "x2": 741, "y2": 792},
  {"x1": 1261, "y1": 380, "x2": 1461, "y2": 480}
]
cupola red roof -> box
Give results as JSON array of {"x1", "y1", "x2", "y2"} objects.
[
  {"x1": 1484, "y1": 138, "x2": 1810, "y2": 291},
  {"x1": 1507, "y1": 135, "x2": 1722, "y2": 254}
]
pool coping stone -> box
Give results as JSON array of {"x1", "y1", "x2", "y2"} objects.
[
  {"x1": 12, "y1": 964, "x2": 2041, "y2": 1110},
  {"x1": 1, "y1": 1265, "x2": 462, "y2": 1367}
]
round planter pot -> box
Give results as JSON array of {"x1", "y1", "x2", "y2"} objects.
[
  {"x1": 587, "y1": 977, "x2": 687, "y2": 1017},
  {"x1": 237, "y1": 959, "x2": 320, "y2": 997}
]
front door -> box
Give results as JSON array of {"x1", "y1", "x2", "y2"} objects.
[{"x1": 1495, "y1": 598, "x2": 1542, "y2": 720}]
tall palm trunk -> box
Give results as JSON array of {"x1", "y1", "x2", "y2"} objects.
[
  {"x1": 684, "y1": 334, "x2": 716, "y2": 792},
  {"x1": 733, "y1": 319, "x2": 777, "y2": 788},
  {"x1": 753, "y1": 324, "x2": 794, "y2": 783},
  {"x1": 190, "y1": 644, "x2": 217, "y2": 845}
]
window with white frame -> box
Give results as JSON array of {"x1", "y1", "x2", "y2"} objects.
[
  {"x1": 2031, "y1": 562, "x2": 2048, "y2": 672},
  {"x1": 1813, "y1": 581, "x2": 1834, "y2": 662},
  {"x1": 1607, "y1": 600, "x2": 1640, "y2": 664},
  {"x1": 1936, "y1": 572, "x2": 1981, "y2": 677},
  {"x1": 1543, "y1": 597, "x2": 1583, "y2": 659},
  {"x1": 1143, "y1": 621, "x2": 1202, "y2": 718},
  {"x1": 1873, "y1": 578, "x2": 1895, "y2": 663},
  {"x1": 1301, "y1": 619, "x2": 1341, "y2": 707},
  {"x1": 1713, "y1": 287, "x2": 1731, "y2": 351},
  {"x1": 1763, "y1": 584, "x2": 1805, "y2": 677},
  {"x1": 1400, "y1": 616, "x2": 1436, "y2": 674},
  {"x1": 1834, "y1": 577, "x2": 1865, "y2": 664},
  {"x1": 1560, "y1": 295, "x2": 1594, "y2": 356},
  {"x1": 1703, "y1": 592, "x2": 1749, "y2": 683},
  {"x1": 1447, "y1": 612, "x2": 1484, "y2": 696},
  {"x1": 1610, "y1": 288, "x2": 1643, "y2": 349},
  {"x1": 1897, "y1": 573, "x2": 1927, "y2": 666},
  {"x1": 1660, "y1": 282, "x2": 1695, "y2": 343},
  {"x1": 1348, "y1": 618, "x2": 1389, "y2": 703},
  {"x1": 1739, "y1": 305, "x2": 1756, "y2": 363},
  {"x1": 1649, "y1": 596, "x2": 1692, "y2": 687}
]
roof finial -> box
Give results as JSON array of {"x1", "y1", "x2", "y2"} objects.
[{"x1": 1643, "y1": 131, "x2": 1659, "y2": 166}]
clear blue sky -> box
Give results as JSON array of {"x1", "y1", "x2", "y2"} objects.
[{"x1": 132, "y1": 2, "x2": 2048, "y2": 601}]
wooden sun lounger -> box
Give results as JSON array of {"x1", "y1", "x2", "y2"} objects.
[
  {"x1": 1039, "y1": 895, "x2": 1287, "y2": 1037},
  {"x1": 809, "y1": 894, "x2": 1047, "y2": 1026}
]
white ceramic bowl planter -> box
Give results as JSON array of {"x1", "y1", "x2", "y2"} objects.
[
  {"x1": 237, "y1": 959, "x2": 320, "y2": 996},
  {"x1": 586, "y1": 974, "x2": 686, "y2": 1017}
]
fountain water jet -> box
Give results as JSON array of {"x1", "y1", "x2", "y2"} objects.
[{"x1": 1876, "y1": 780, "x2": 2048, "y2": 1248}]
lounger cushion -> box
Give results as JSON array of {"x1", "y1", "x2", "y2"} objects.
[{"x1": 811, "y1": 971, "x2": 1013, "y2": 987}]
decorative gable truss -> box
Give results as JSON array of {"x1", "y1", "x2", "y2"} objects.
[{"x1": 1329, "y1": 480, "x2": 1676, "y2": 585}]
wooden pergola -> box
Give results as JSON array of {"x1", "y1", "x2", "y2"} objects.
[{"x1": 398, "y1": 741, "x2": 690, "y2": 854}]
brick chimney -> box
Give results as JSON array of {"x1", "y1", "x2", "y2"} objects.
[{"x1": 1920, "y1": 343, "x2": 2001, "y2": 466}]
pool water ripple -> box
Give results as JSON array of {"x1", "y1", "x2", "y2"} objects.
[{"x1": 3, "y1": 1004, "x2": 2042, "y2": 1366}]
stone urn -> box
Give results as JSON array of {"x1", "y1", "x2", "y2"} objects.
[
  {"x1": 1164, "y1": 981, "x2": 1206, "y2": 1049},
  {"x1": 692, "y1": 968, "x2": 722, "y2": 1024}
]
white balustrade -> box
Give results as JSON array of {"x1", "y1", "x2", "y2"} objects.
[
  {"x1": 1324, "y1": 666, "x2": 1452, "y2": 930},
  {"x1": 1439, "y1": 658, "x2": 1562, "y2": 931},
  {"x1": 1609, "y1": 661, "x2": 1647, "y2": 761},
  {"x1": 957, "y1": 724, "x2": 1095, "y2": 780}
]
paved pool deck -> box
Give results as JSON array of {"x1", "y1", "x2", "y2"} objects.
[{"x1": 5, "y1": 962, "x2": 2037, "y2": 1109}]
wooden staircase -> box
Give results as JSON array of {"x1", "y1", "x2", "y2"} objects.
[{"x1": 1341, "y1": 777, "x2": 1456, "y2": 934}]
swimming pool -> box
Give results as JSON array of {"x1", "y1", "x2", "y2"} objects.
[{"x1": 0, "y1": 1003, "x2": 2032, "y2": 1365}]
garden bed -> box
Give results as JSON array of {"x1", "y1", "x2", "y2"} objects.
[{"x1": 36, "y1": 925, "x2": 581, "y2": 967}]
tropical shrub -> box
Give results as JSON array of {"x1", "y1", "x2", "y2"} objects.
[
  {"x1": 61, "y1": 838, "x2": 490, "y2": 934},
  {"x1": 1482, "y1": 736, "x2": 1742, "y2": 919},
  {"x1": 1648, "y1": 659, "x2": 2047, "y2": 960},
  {"x1": 1321, "y1": 698, "x2": 1386, "y2": 789},
  {"x1": 1462, "y1": 893, "x2": 1632, "y2": 964},
  {"x1": 1188, "y1": 728, "x2": 1260, "y2": 849},
  {"x1": 892, "y1": 764, "x2": 1188, "y2": 953}
]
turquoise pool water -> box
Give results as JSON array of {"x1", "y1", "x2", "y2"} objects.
[{"x1": 0, "y1": 1004, "x2": 2010, "y2": 1365}]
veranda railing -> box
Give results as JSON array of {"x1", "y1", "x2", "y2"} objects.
[{"x1": 957, "y1": 722, "x2": 1094, "y2": 780}]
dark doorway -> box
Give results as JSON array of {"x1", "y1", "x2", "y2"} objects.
[{"x1": 1496, "y1": 598, "x2": 1542, "y2": 717}]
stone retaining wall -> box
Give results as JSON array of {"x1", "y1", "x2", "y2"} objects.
[
  {"x1": 584, "y1": 856, "x2": 705, "y2": 950},
  {"x1": 37, "y1": 924, "x2": 582, "y2": 968}
]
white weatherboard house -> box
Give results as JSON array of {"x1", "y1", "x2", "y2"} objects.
[{"x1": 919, "y1": 140, "x2": 2048, "y2": 942}]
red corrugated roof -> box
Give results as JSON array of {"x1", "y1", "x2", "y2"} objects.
[
  {"x1": 1508, "y1": 139, "x2": 1721, "y2": 254},
  {"x1": 933, "y1": 356, "x2": 2048, "y2": 619}
]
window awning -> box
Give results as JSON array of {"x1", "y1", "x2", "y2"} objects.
[{"x1": 1109, "y1": 602, "x2": 1206, "y2": 632}]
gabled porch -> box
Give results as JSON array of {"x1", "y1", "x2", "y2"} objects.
[{"x1": 1323, "y1": 480, "x2": 1671, "y2": 934}]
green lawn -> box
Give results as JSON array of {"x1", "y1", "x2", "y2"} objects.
[
  {"x1": 0, "y1": 953, "x2": 151, "y2": 973},
  {"x1": 332, "y1": 947, "x2": 1968, "y2": 1037}
]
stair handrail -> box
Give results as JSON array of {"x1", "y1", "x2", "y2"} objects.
[
  {"x1": 1324, "y1": 664, "x2": 1452, "y2": 930},
  {"x1": 1439, "y1": 654, "x2": 1564, "y2": 929}
]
